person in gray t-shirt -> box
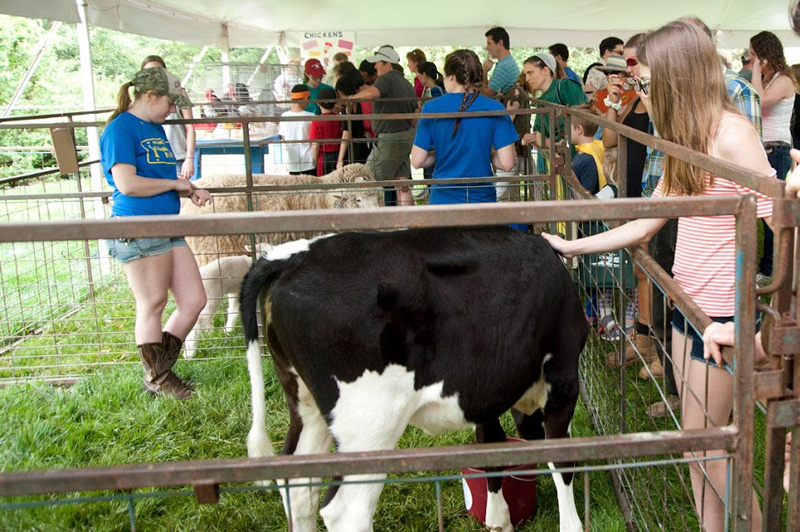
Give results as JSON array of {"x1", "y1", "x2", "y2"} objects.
[{"x1": 352, "y1": 46, "x2": 418, "y2": 206}]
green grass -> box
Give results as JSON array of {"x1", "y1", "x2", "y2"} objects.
[
  {"x1": 0, "y1": 176, "x2": 778, "y2": 530},
  {"x1": 0, "y1": 175, "x2": 115, "y2": 351},
  {"x1": 0, "y1": 353, "x2": 628, "y2": 531}
]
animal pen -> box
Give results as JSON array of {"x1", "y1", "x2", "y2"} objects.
[{"x1": 0, "y1": 102, "x2": 798, "y2": 532}]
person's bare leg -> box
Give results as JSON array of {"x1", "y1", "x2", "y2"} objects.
[
  {"x1": 396, "y1": 177, "x2": 414, "y2": 206},
  {"x1": 164, "y1": 245, "x2": 207, "y2": 339},
  {"x1": 124, "y1": 253, "x2": 172, "y2": 344},
  {"x1": 679, "y1": 343, "x2": 762, "y2": 532}
]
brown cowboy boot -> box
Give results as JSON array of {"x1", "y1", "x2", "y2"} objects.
[
  {"x1": 605, "y1": 332, "x2": 657, "y2": 367},
  {"x1": 162, "y1": 331, "x2": 194, "y2": 389},
  {"x1": 138, "y1": 341, "x2": 193, "y2": 399}
]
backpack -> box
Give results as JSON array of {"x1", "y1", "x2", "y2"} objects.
[{"x1": 496, "y1": 83, "x2": 531, "y2": 139}]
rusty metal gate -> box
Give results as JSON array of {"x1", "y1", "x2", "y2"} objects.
[{"x1": 0, "y1": 104, "x2": 796, "y2": 531}]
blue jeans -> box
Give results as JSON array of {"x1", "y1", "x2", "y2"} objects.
[
  {"x1": 672, "y1": 310, "x2": 734, "y2": 368},
  {"x1": 760, "y1": 142, "x2": 791, "y2": 276}
]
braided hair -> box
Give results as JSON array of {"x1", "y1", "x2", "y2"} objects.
[{"x1": 443, "y1": 50, "x2": 482, "y2": 139}]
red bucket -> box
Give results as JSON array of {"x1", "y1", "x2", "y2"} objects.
[{"x1": 460, "y1": 438, "x2": 538, "y2": 527}]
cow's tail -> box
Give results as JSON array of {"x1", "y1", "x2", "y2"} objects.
[{"x1": 240, "y1": 257, "x2": 286, "y2": 461}]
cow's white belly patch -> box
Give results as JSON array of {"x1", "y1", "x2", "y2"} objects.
[
  {"x1": 328, "y1": 364, "x2": 470, "y2": 445},
  {"x1": 512, "y1": 353, "x2": 552, "y2": 415}
]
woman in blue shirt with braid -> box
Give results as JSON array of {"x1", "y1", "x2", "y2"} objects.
[{"x1": 411, "y1": 50, "x2": 518, "y2": 205}]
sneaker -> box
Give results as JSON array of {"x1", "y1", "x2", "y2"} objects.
[
  {"x1": 599, "y1": 319, "x2": 621, "y2": 341},
  {"x1": 756, "y1": 273, "x2": 773, "y2": 287},
  {"x1": 646, "y1": 395, "x2": 680, "y2": 419}
]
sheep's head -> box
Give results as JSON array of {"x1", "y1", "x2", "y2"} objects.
[{"x1": 331, "y1": 177, "x2": 383, "y2": 208}]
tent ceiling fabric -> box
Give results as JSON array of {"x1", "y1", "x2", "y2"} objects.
[{"x1": 4, "y1": 0, "x2": 799, "y2": 49}]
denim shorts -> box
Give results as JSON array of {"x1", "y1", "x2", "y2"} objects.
[
  {"x1": 672, "y1": 309, "x2": 734, "y2": 368},
  {"x1": 106, "y1": 237, "x2": 188, "y2": 264}
]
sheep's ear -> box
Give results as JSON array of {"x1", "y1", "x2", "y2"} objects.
[
  {"x1": 244, "y1": 244, "x2": 253, "y2": 253},
  {"x1": 331, "y1": 194, "x2": 343, "y2": 208},
  {"x1": 354, "y1": 176, "x2": 365, "y2": 183}
]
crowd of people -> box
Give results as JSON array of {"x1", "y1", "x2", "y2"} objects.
[{"x1": 98, "y1": 12, "x2": 800, "y2": 530}]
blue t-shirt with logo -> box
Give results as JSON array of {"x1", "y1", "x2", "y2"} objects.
[
  {"x1": 413, "y1": 93, "x2": 518, "y2": 204},
  {"x1": 100, "y1": 111, "x2": 180, "y2": 217}
]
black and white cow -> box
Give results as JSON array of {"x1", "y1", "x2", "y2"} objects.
[{"x1": 240, "y1": 226, "x2": 588, "y2": 532}]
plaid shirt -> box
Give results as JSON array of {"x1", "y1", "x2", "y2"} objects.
[
  {"x1": 642, "y1": 68, "x2": 763, "y2": 197},
  {"x1": 642, "y1": 122, "x2": 663, "y2": 197},
  {"x1": 725, "y1": 68, "x2": 762, "y2": 140}
]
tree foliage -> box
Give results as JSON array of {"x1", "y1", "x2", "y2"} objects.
[{"x1": 0, "y1": 14, "x2": 750, "y2": 179}]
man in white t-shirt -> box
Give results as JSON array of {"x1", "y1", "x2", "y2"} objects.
[
  {"x1": 273, "y1": 60, "x2": 303, "y2": 112},
  {"x1": 584, "y1": 36, "x2": 624, "y2": 96},
  {"x1": 279, "y1": 84, "x2": 316, "y2": 175}
]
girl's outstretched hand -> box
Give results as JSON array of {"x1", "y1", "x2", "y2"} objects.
[{"x1": 540, "y1": 232, "x2": 575, "y2": 259}]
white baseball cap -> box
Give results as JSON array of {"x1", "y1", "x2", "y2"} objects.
[{"x1": 365, "y1": 46, "x2": 401, "y2": 65}]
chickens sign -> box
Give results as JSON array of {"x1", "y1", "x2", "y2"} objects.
[{"x1": 297, "y1": 31, "x2": 355, "y2": 67}]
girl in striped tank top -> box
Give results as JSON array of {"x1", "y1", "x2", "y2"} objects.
[{"x1": 543, "y1": 20, "x2": 774, "y2": 532}]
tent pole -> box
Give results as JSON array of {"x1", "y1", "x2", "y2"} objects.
[
  {"x1": 182, "y1": 45, "x2": 209, "y2": 87},
  {"x1": 220, "y1": 23, "x2": 231, "y2": 92},
  {"x1": 2, "y1": 21, "x2": 61, "y2": 118},
  {"x1": 246, "y1": 46, "x2": 273, "y2": 87},
  {"x1": 75, "y1": 0, "x2": 111, "y2": 275}
]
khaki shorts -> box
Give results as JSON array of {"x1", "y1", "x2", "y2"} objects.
[{"x1": 366, "y1": 129, "x2": 415, "y2": 181}]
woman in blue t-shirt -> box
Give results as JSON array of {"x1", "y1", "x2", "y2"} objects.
[
  {"x1": 100, "y1": 67, "x2": 212, "y2": 399},
  {"x1": 411, "y1": 50, "x2": 518, "y2": 204}
]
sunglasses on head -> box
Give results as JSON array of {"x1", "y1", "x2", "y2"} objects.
[{"x1": 626, "y1": 57, "x2": 638, "y2": 67}]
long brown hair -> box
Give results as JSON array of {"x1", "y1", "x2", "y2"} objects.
[
  {"x1": 444, "y1": 49, "x2": 482, "y2": 138},
  {"x1": 639, "y1": 20, "x2": 738, "y2": 196},
  {"x1": 750, "y1": 31, "x2": 795, "y2": 86}
]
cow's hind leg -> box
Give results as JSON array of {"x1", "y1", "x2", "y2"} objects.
[
  {"x1": 319, "y1": 427, "x2": 406, "y2": 532},
  {"x1": 543, "y1": 384, "x2": 582, "y2": 532},
  {"x1": 475, "y1": 418, "x2": 513, "y2": 532},
  {"x1": 319, "y1": 374, "x2": 415, "y2": 532},
  {"x1": 278, "y1": 380, "x2": 333, "y2": 532}
]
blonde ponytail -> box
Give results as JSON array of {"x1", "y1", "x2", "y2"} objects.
[{"x1": 107, "y1": 82, "x2": 133, "y2": 124}]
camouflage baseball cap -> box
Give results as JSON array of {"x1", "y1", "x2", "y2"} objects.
[{"x1": 131, "y1": 66, "x2": 193, "y2": 109}]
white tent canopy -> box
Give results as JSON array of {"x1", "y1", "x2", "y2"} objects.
[{"x1": 4, "y1": 0, "x2": 799, "y2": 50}]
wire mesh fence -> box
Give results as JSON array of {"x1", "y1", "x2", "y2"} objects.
[
  {"x1": 187, "y1": 62, "x2": 304, "y2": 117},
  {"x1": 0, "y1": 104, "x2": 796, "y2": 531}
]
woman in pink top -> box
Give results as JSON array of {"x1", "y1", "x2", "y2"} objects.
[
  {"x1": 543, "y1": 20, "x2": 773, "y2": 532},
  {"x1": 406, "y1": 49, "x2": 426, "y2": 98}
]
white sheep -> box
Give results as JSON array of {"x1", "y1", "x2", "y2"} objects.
[
  {"x1": 184, "y1": 255, "x2": 252, "y2": 359},
  {"x1": 182, "y1": 163, "x2": 382, "y2": 266},
  {"x1": 184, "y1": 243, "x2": 276, "y2": 359}
]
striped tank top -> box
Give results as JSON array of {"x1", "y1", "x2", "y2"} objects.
[{"x1": 653, "y1": 114, "x2": 774, "y2": 316}]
